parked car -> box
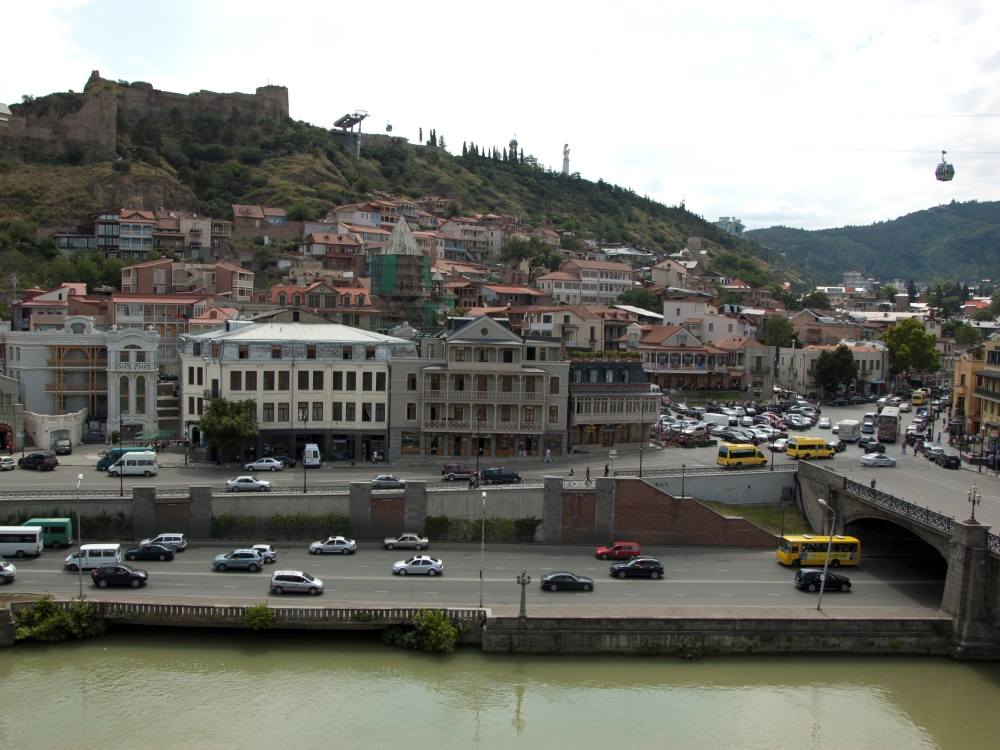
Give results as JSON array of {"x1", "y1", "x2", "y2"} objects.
[
  {"x1": 54, "y1": 439, "x2": 73, "y2": 455},
  {"x1": 392, "y1": 555, "x2": 443, "y2": 576},
  {"x1": 826, "y1": 398, "x2": 849, "y2": 407},
  {"x1": 936, "y1": 453, "x2": 961, "y2": 469},
  {"x1": 828, "y1": 438, "x2": 847, "y2": 453},
  {"x1": 252, "y1": 544, "x2": 278, "y2": 563},
  {"x1": 124, "y1": 544, "x2": 176, "y2": 562},
  {"x1": 269, "y1": 570, "x2": 323, "y2": 595},
  {"x1": 609, "y1": 557, "x2": 665, "y2": 579},
  {"x1": 18, "y1": 451, "x2": 58, "y2": 471},
  {"x1": 857, "y1": 437, "x2": 885, "y2": 453},
  {"x1": 441, "y1": 463, "x2": 473, "y2": 481},
  {"x1": 0, "y1": 556, "x2": 15, "y2": 585},
  {"x1": 309, "y1": 536, "x2": 356, "y2": 555},
  {"x1": 213, "y1": 549, "x2": 264, "y2": 572},
  {"x1": 769, "y1": 438, "x2": 789, "y2": 452},
  {"x1": 157, "y1": 373, "x2": 179, "y2": 382},
  {"x1": 818, "y1": 418, "x2": 832, "y2": 429},
  {"x1": 481, "y1": 468, "x2": 522, "y2": 485},
  {"x1": 92, "y1": 564, "x2": 148, "y2": 588},
  {"x1": 0, "y1": 456, "x2": 16, "y2": 471},
  {"x1": 594, "y1": 542, "x2": 641, "y2": 560},
  {"x1": 226, "y1": 475, "x2": 271, "y2": 492},
  {"x1": 849, "y1": 395, "x2": 868, "y2": 405},
  {"x1": 384, "y1": 533, "x2": 429, "y2": 550},
  {"x1": 371, "y1": 475, "x2": 406, "y2": 489},
  {"x1": 271, "y1": 454, "x2": 297, "y2": 468},
  {"x1": 898, "y1": 402, "x2": 912, "y2": 412},
  {"x1": 540, "y1": 572, "x2": 594, "y2": 592},
  {"x1": 794, "y1": 568, "x2": 852, "y2": 593},
  {"x1": 139, "y1": 533, "x2": 187, "y2": 551},
  {"x1": 244, "y1": 458, "x2": 284, "y2": 472},
  {"x1": 924, "y1": 446, "x2": 946, "y2": 463},
  {"x1": 860, "y1": 453, "x2": 897, "y2": 468},
  {"x1": 861, "y1": 422, "x2": 875, "y2": 434}
]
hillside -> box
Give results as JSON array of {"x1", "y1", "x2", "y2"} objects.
[
  {"x1": 746, "y1": 200, "x2": 1000, "y2": 285},
  {"x1": 0, "y1": 73, "x2": 807, "y2": 292}
]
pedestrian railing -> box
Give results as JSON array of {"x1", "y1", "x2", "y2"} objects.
[
  {"x1": 428, "y1": 480, "x2": 544, "y2": 492},
  {"x1": 212, "y1": 484, "x2": 350, "y2": 497},
  {"x1": 843, "y1": 478, "x2": 954, "y2": 533},
  {"x1": 615, "y1": 465, "x2": 797, "y2": 478}
]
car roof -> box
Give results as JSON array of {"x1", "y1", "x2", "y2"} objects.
[{"x1": 272, "y1": 570, "x2": 305, "y2": 576}]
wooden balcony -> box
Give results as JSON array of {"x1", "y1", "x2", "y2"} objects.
[
  {"x1": 422, "y1": 389, "x2": 543, "y2": 402},
  {"x1": 422, "y1": 420, "x2": 543, "y2": 432}
]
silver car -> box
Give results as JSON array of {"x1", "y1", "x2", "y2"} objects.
[
  {"x1": 0, "y1": 556, "x2": 15, "y2": 584},
  {"x1": 384, "y1": 533, "x2": 429, "y2": 551},
  {"x1": 309, "y1": 536, "x2": 356, "y2": 555},
  {"x1": 371, "y1": 474, "x2": 405, "y2": 489},
  {"x1": 392, "y1": 555, "x2": 443, "y2": 576},
  {"x1": 252, "y1": 544, "x2": 277, "y2": 563},
  {"x1": 244, "y1": 458, "x2": 284, "y2": 472},
  {"x1": 213, "y1": 549, "x2": 264, "y2": 572},
  {"x1": 227, "y1": 475, "x2": 271, "y2": 492},
  {"x1": 270, "y1": 570, "x2": 323, "y2": 595}
]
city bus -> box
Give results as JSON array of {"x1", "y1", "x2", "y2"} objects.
[
  {"x1": 716, "y1": 443, "x2": 768, "y2": 468},
  {"x1": 910, "y1": 389, "x2": 928, "y2": 406},
  {"x1": 877, "y1": 406, "x2": 901, "y2": 443},
  {"x1": 22, "y1": 518, "x2": 73, "y2": 548},
  {"x1": 0, "y1": 526, "x2": 43, "y2": 558},
  {"x1": 777, "y1": 534, "x2": 861, "y2": 567}
]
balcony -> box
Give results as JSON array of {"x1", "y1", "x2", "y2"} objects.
[
  {"x1": 569, "y1": 413, "x2": 647, "y2": 426},
  {"x1": 422, "y1": 420, "x2": 543, "y2": 432},
  {"x1": 46, "y1": 359, "x2": 107, "y2": 369},
  {"x1": 422, "y1": 389, "x2": 543, "y2": 402},
  {"x1": 642, "y1": 364, "x2": 729, "y2": 374},
  {"x1": 750, "y1": 366, "x2": 771, "y2": 374},
  {"x1": 974, "y1": 386, "x2": 1000, "y2": 401},
  {"x1": 45, "y1": 383, "x2": 108, "y2": 393},
  {"x1": 457, "y1": 361, "x2": 525, "y2": 372}
]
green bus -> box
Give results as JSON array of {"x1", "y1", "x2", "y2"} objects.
[
  {"x1": 22, "y1": 518, "x2": 73, "y2": 548},
  {"x1": 97, "y1": 446, "x2": 150, "y2": 471}
]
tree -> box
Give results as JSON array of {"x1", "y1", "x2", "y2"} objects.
[
  {"x1": 198, "y1": 398, "x2": 259, "y2": 458},
  {"x1": 0, "y1": 251, "x2": 31, "y2": 304},
  {"x1": 814, "y1": 345, "x2": 859, "y2": 394},
  {"x1": 800, "y1": 290, "x2": 832, "y2": 310},
  {"x1": 883, "y1": 318, "x2": 941, "y2": 380},
  {"x1": 498, "y1": 236, "x2": 535, "y2": 267},
  {"x1": 560, "y1": 235, "x2": 584, "y2": 253},
  {"x1": 907, "y1": 279, "x2": 917, "y2": 302},
  {"x1": 616, "y1": 287, "x2": 660, "y2": 313},
  {"x1": 762, "y1": 315, "x2": 799, "y2": 348},
  {"x1": 877, "y1": 284, "x2": 899, "y2": 302},
  {"x1": 286, "y1": 203, "x2": 316, "y2": 221},
  {"x1": 943, "y1": 320, "x2": 982, "y2": 347},
  {"x1": 528, "y1": 249, "x2": 563, "y2": 279}
]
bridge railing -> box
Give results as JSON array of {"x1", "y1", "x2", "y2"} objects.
[{"x1": 615, "y1": 465, "x2": 797, "y2": 479}]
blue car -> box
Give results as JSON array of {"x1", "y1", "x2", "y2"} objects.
[{"x1": 861, "y1": 422, "x2": 875, "y2": 434}]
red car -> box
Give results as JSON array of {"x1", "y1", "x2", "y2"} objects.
[{"x1": 595, "y1": 542, "x2": 641, "y2": 560}]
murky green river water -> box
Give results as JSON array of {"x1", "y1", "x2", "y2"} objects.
[{"x1": 1, "y1": 628, "x2": 998, "y2": 749}]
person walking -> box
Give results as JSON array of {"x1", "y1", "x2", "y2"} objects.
[
  {"x1": 604, "y1": 463, "x2": 609, "y2": 478},
  {"x1": 585, "y1": 467, "x2": 591, "y2": 485},
  {"x1": 870, "y1": 478, "x2": 877, "y2": 490},
  {"x1": 936, "y1": 432, "x2": 941, "y2": 444},
  {"x1": 545, "y1": 448, "x2": 552, "y2": 463},
  {"x1": 902, "y1": 443, "x2": 906, "y2": 455},
  {"x1": 568, "y1": 468, "x2": 574, "y2": 479}
]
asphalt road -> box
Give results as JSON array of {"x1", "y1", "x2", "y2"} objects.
[{"x1": 7, "y1": 542, "x2": 945, "y2": 610}]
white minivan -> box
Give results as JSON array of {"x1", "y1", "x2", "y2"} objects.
[
  {"x1": 64, "y1": 543, "x2": 122, "y2": 571},
  {"x1": 303, "y1": 443, "x2": 322, "y2": 468},
  {"x1": 108, "y1": 451, "x2": 158, "y2": 477}
]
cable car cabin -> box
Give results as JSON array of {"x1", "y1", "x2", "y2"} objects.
[{"x1": 936, "y1": 151, "x2": 955, "y2": 182}]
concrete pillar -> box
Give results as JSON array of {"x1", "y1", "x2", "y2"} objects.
[
  {"x1": 595, "y1": 477, "x2": 616, "y2": 542},
  {"x1": 133, "y1": 486, "x2": 156, "y2": 541},
  {"x1": 404, "y1": 480, "x2": 427, "y2": 535},
  {"x1": 189, "y1": 485, "x2": 212, "y2": 540},
  {"x1": 349, "y1": 482, "x2": 372, "y2": 540},
  {"x1": 941, "y1": 519, "x2": 996, "y2": 659},
  {"x1": 323, "y1": 433, "x2": 333, "y2": 463},
  {"x1": 542, "y1": 476, "x2": 563, "y2": 544}
]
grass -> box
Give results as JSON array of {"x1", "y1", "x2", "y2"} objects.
[{"x1": 699, "y1": 501, "x2": 813, "y2": 535}]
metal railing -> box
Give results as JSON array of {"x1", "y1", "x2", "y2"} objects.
[
  {"x1": 422, "y1": 390, "x2": 544, "y2": 402},
  {"x1": 429, "y1": 480, "x2": 544, "y2": 492},
  {"x1": 614, "y1": 465, "x2": 796, "y2": 478},
  {"x1": 843, "y1": 478, "x2": 954, "y2": 533}
]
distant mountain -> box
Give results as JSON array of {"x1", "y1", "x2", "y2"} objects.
[{"x1": 745, "y1": 200, "x2": 1000, "y2": 285}]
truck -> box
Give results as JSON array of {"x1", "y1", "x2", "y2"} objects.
[{"x1": 837, "y1": 419, "x2": 862, "y2": 443}]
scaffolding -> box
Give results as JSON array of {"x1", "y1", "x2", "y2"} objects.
[{"x1": 370, "y1": 220, "x2": 435, "y2": 326}]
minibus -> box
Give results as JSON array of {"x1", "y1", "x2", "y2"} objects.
[
  {"x1": 97, "y1": 446, "x2": 151, "y2": 471},
  {"x1": 64, "y1": 543, "x2": 122, "y2": 571},
  {"x1": 0, "y1": 526, "x2": 43, "y2": 558},
  {"x1": 107, "y1": 451, "x2": 158, "y2": 477},
  {"x1": 786, "y1": 437, "x2": 835, "y2": 459},
  {"x1": 716, "y1": 443, "x2": 768, "y2": 468},
  {"x1": 22, "y1": 518, "x2": 73, "y2": 548}
]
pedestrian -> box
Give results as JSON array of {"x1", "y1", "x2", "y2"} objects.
[
  {"x1": 585, "y1": 467, "x2": 591, "y2": 484},
  {"x1": 215, "y1": 454, "x2": 221, "y2": 467},
  {"x1": 936, "y1": 432, "x2": 941, "y2": 445},
  {"x1": 568, "y1": 468, "x2": 574, "y2": 478},
  {"x1": 870, "y1": 478, "x2": 877, "y2": 490},
  {"x1": 545, "y1": 448, "x2": 552, "y2": 463},
  {"x1": 604, "y1": 463, "x2": 609, "y2": 478},
  {"x1": 901, "y1": 443, "x2": 906, "y2": 455}
]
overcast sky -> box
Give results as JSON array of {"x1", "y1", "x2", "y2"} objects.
[{"x1": 5, "y1": 0, "x2": 999, "y2": 230}]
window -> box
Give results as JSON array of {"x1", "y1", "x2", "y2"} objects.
[
  {"x1": 263, "y1": 403, "x2": 274, "y2": 422},
  {"x1": 709, "y1": 323, "x2": 714, "y2": 332},
  {"x1": 188, "y1": 366, "x2": 195, "y2": 385},
  {"x1": 346, "y1": 403, "x2": 356, "y2": 421},
  {"x1": 278, "y1": 403, "x2": 289, "y2": 421},
  {"x1": 376, "y1": 372, "x2": 386, "y2": 391},
  {"x1": 136, "y1": 376, "x2": 146, "y2": 414},
  {"x1": 278, "y1": 371, "x2": 289, "y2": 390},
  {"x1": 343, "y1": 346, "x2": 353, "y2": 360},
  {"x1": 728, "y1": 324, "x2": 733, "y2": 332},
  {"x1": 332, "y1": 371, "x2": 343, "y2": 390},
  {"x1": 211, "y1": 344, "x2": 220, "y2": 358},
  {"x1": 271, "y1": 345, "x2": 282, "y2": 359},
  {"x1": 230, "y1": 371, "x2": 242, "y2": 391},
  {"x1": 501, "y1": 376, "x2": 512, "y2": 392},
  {"x1": 454, "y1": 348, "x2": 466, "y2": 362},
  {"x1": 539, "y1": 347, "x2": 547, "y2": 361},
  {"x1": 362, "y1": 403, "x2": 372, "y2": 422},
  {"x1": 501, "y1": 405, "x2": 511, "y2": 422},
  {"x1": 361, "y1": 372, "x2": 372, "y2": 391},
  {"x1": 524, "y1": 406, "x2": 535, "y2": 423},
  {"x1": 297, "y1": 402, "x2": 309, "y2": 421},
  {"x1": 119, "y1": 376, "x2": 129, "y2": 414},
  {"x1": 455, "y1": 376, "x2": 465, "y2": 391},
  {"x1": 549, "y1": 376, "x2": 559, "y2": 394},
  {"x1": 193, "y1": 343, "x2": 201, "y2": 356},
  {"x1": 589, "y1": 369, "x2": 597, "y2": 384},
  {"x1": 365, "y1": 346, "x2": 375, "y2": 360},
  {"x1": 239, "y1": 345, "x2": 248, "y2": 359},
  {"x1": 197, "y1": 398, "x2": 204, "y2": 415},
  {"x1": 189, "y1": 396, "x2": 195, "y2": 414},
  {"x1": 406, "y1": 402, "x2": 416, "y2": 420},
  {"x1": 312, "y1": 402, "x2": 323, "y2": 421},
  {"x1": 526, "y1": 347, "x2": 536, "y2": 361},
  {"x1": 197, "y1": 368, "x2": 203, "y2": 386},
  {"x1": 264, "y1": 371, "x2": 275, "y2": 390},
  {"x1": 346, "y1": 372, "x2": 356, "y2": 390},
  {"x1": 245, "y1": 371, "x2": 257, "y2": 390},
  {"x1": 298, "y1": 370, "x2": 309, "y2": 390},
  {"x1": 572, "y1": 370, "x2": 581, "y2": 383},
  {"x1": 620, "y1": 369, "x2": 629, "y2": 383},
  {"x1": 119, "y1": 350, "x2": 130, "y2": 363},
  {"x1": 332, "y1": 402, "x2": 343, "y2": 421},
  {"x1": 548, "y1": 406, "x2": 559, "y2": 423},
  {"x1": 375, "y1": 403, "x2": 385, "y2": 422},
  {"x1": 605, "y1": 369, "x2": 614, "y2": 383},
  {"x1": 406, "y1": 373, "x2": 416, "y2": 391},
  {"x1": 313, "y1": 371, "x2": 324, "y2": 390},
  {"x1": 478, "y1": 348, "x2": 489, "y2": 362},
  {"x1": 306, "y1": 345, "x2": 316, "y2": 359},
  {"x1": 502, "y1": 349, "x2": 514, "y2": 363}
]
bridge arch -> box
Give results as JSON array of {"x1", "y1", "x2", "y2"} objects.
[{"x1": 841, "y1": 510, "x2": 951, "y2": 560}]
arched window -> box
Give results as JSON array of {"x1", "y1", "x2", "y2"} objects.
[
  {"x1": 120, "y1": 376, "x2": 130, "y2": 415},
  {"x1": 278, "y1": 293, "x2": 286, "y2": 307},
  {"x1": 293, "y1": 294, "x2": 301, "y2": 306},
  {"x1": 357, "y1": 295, "x2": 365, "y2": 308},
  {"x1": 135, "y1": 376, "x2": 146, "y2": 415}
]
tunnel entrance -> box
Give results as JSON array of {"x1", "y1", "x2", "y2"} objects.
[{"x1": 845, "y1": 518, "x2": 946, "y2": 565}]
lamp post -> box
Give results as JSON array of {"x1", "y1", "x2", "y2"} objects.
[
  {"x1": 76, "y1": 473, "x2": 83, "y2": 597},
  {"x1": 638, "y1": 445, "x2": 643, "y2": 478},
  {"x1": 681, "y1": 463, "x2": 686, "y2": 499},
  {"x1": 816, "y1": 498, "x2": 836, "y2": 612},
  {"x1": 967, "y1": 484, "x2": 982, "y2": 523},
  {"x1": 299, "y1": 407, "x2": 308, "y2": 493},
  {"x1": 479, "y1": 490, "x2": 486, "y2": 607},
  {"x1": 516, "y1": 567, "x2": 531, "y2": 619},
  {"x1": 475, "y1": 412, "x2": 482, "y2": 484},
  {"x1": 608, "y1": 449, "x2": 616, "y2": 478},
  {"x1": 119, "y1": 411, "x2": 124, "y2": 498}
]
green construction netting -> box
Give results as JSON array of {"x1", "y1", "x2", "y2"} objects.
[{"x1": 371, "y1": 254, "x2": 397, "y2": 295}]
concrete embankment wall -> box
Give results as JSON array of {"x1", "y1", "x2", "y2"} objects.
[
  {"x1": 427, "y1": 488, "x2": 543, "y2": 521},
  {"x1": 644, "y1": 470, "x2": 794, "y2": 507}
]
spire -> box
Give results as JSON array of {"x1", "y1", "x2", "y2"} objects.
[{"x1": 382, "y1": 217, "x2": 421, "y2": 256}]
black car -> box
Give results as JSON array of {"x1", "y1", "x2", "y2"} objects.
[
  {"x1": 857, "y1": 437, "x2": 885, "y2": 453},
  {"x1": 794, "y1": 568, "x2": 851, "y2": 593},
  {"x1": 828, "y1": 438, "x2": 847, "y2": 453},
  {"x1": 272, "y1": 455, "x2": 297, "y2": 468},
  {"x1": 847, "y1": 396, "x2": 865, "y2": 405},
  {"x1": 92, "y1": 564, "x2": 148, "y2": 588},
  {"x1": 481, "y1": 468, "x2": 522, "y2": 485},
  {"x1": 157, "y1": 373, "x2": 179, "y2": 382},
  {"x1": 540, "y1": 572, "x2": 594, "y2": 591},
  {"x1": 18, "y1": 451, "x2": 58, "y2": 471},
  {"x1": 936, "y1": 453, "x2": 961, "y2": 469},
  {"x1": 826, "y1": 398, "x2": 849, "y2": 407},
  {"x1": 124, "y1": 544, "x2": 176, "y2": 562},
  {"x1": 610, "y1": 557, "x2": 665, "y2": 579}
]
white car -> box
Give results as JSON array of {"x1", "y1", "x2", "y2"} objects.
[
  {"x1": 0, "y1": 456, "x2": 15, "y2": 471},
  {"x1": 0, "y1": 556, "x2": 15, "y2": 584},
  {"x1": 309, "y1": 536, "x2": 356, "y2": 555},
  {"x1": 740, "y1": 416, "x2": 755, "y2": 427},
  {"x1": 226, "y1": 475, "x2": 271, "y2": 492},
  {"x1": 252, "y1": 544, "x2": 278, "y2": 563},
  {"x1": 899, "y1": 402, "x2": 912, "y2": 412},
  {"x1": 860, "y1": 453, "x2": 897, "y2": 468},
  {"x1": 769, "y1": 438, "x2": 789, "y2": 452},
  {"x1": 270, "y1": 570, "x2": 324, "y2": 595},
  {"x1": 393, "y1": 555, "x2": 443, "y2": 576},
  {"x1": 244, "y1": 458, "x2": 284, "y2": 472},
  {"x1": 818, "y1": 418, "x2": 832, "y2": 429},
  {"x1": 140, "y1": 533, "x2": 187, "y2": 551}
]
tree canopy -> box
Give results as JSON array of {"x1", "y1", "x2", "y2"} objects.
[
  {"x1": 800, "y1": 290, "x2": 832, "y2": 311},
  {"x1": 761, "y1": 315, "x2": 799, "y2": 348},
  {"x1": 942, "y1": 319, "x2": 982, "y2": 347},
  {"x1": 883, "y1": 318, "x2": 940, "y2": 377},
  {"x1": 877, "y1": 284, "x2": 899, "y2": 301},
  {"x1": 814, "y1": 345, "x2": 859, "y2": 394},
  {"x1": 616, "y1": 287, "x2": 660, "y2": 313},
  {"x1": 198, "y1": 398, "x2": 259, "y2": 456}
]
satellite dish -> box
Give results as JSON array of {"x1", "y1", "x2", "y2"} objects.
[
  {"x1": 935, "y1": 150, "x2": 955, "y2": 182},
  {"x1": 386, "y1": 121, "x2": 393, "y2": 133}
]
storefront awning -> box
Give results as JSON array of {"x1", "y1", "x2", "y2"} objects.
[{"x1": 872, "y1": 378, "x2": 886, "y2": 384}]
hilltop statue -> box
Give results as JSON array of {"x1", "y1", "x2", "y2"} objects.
[{"x1": 562, "y1": 144, "x2": 570, "y2": 175}]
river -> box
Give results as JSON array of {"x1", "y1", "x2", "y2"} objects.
[{"x1": 2, "y1": 628, "x2": 998, "y2": 749}]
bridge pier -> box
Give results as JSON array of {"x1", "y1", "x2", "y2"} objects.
[{"x1": 942, "y1": 520, "x2": 997, "y2": 660}]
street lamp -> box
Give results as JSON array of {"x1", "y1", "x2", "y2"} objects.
[
  {"x1": 517, "y1": 567, "x2": 531, "y2": 619},
  {"x1": 119, "y1": 411, "x2": 124, "y2": 498},
  {"x1": 475, "y1": 411, "x2": 482, "y2": 484},
  {"x1": 681, "y1": 463, "x2": 686, "y2": 499},
  {"x1": 299, "y1": 407, "x2": 309, "y2": 493},
  {"x1": 967, "y1": 484, "x2": 982, "y2": 523},
  {"x1": 76, "y1": 473, "x2": 83, "y2": 597},
  {"x1": 479, "y1": 490, "x2": 486, "y2": 607},
  {"x1": 608, "y1": 449, "x2": 616, "y2": 478},
  {"x1": 816, "y1": 498, "x2": 836, "y2": 612},
  {"x1": 638, "y1": 445, "x2": 643, "y2": 478}
]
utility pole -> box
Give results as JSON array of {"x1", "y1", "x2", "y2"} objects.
[{"x1": 479, "y1": 490, "x2": 486, "y2": 607}]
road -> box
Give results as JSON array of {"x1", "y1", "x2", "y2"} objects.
[{"x1": 8, "y1": 542, "x2": 945, "y2": 610}]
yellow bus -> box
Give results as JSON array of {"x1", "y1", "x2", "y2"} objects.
[
  {"x1": 777, "y1": 534, "x2": 861, "y2": 567},
  {"x1": 716, "y1": 443, "x2": 768, "y2": 468},
  {"x1": 910, "y1": 389, "x2": 927, "y2": 405},
  {"x1": 785, "y1": 436, "x2": 835, "y2": 459}
]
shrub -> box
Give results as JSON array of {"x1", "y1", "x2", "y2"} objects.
[
  {"x1": 111, "y1": 160, "x2": 132, "y2": 174},
  {"x1": 15, "y1": 595, "x2": 104, "y2": 642},
  {"x1": 381, "y1": 609, "x2": 460, "y2": 654},
  {"x1": 264, "y1": 512, "x2": 349, "y2": 539},
  {"x1": 211, "y1": 513, "x2": 254, "y2": 539},
  {"x1": 424, "y1": 515, "x2": 451, "y2": 541},
  {"x1": 513, "y1": 517, "x2": 542, "y2": 543},
  {"x1": 244, "y1": 602, "x2": 276, "y2": 631},
  {"x1": 675, "y1": 635, "x2": 704, "y2": 660}
]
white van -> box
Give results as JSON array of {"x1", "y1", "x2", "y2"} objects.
[
  {"x1": 303, "y1": 443, "x2": 322, "y2": 468},
  {"x1": 837, "y1": 419, "x2": 862, "y2": 443},
  {"x1": 108, "y1": 451, "x2": 158, "y2": 477},
  {"x1": 64, "y1": 543, "x2": 122, "y2": 571},
  {"x1": 703, "y1": 413, "x2": 730, "y2": 428}
]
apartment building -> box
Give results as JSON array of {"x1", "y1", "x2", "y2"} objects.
[
  {"x1": 952, "y1": 345, "x2": 984, "y2": 439},
  {"x1": 179, "y1": 322, "x2": 418, "y2": 461},
  {"x1": 91, "y1": 208, "x2": 155, "y2": 260},
  {"x1": 533, "y1": 271, "x2": 582, "y2": 305},
  {"x1": 152, "y1": 210, "x2": 232, "y2": 260},
  {"x1": 121, "y1": 259, "x2": 254, "y2": 301},
  {"x1": 110, "y1": 293, "x2": 215, "y2": 371},
  {"x1": 789, "y1": 309, "x2": 865, "y2": 345},
  {"x1": 387, "y1": 316, "x2": 569, "y2": 460},
  {"x1": 258, "y1": 279, "x2": 382, "y2": 330},
  {"x1": 628, "y1": 324, "x2": 730, "y2": 391},
  {"x1": 567, "y1": 359, "x2": 658, "y2": 449},
  {"x1": 438, "y1": 217, "x2": 488, "y2": 260},
  {"x1": 973, "y1": 341, "x2": 1000, "y2": 454},
  {"x1": 560, "y1": 260, "x2": 634, "y2": 306},
  {"x1": 661, "y1": 297, "x2": 748, "y2": 344}
]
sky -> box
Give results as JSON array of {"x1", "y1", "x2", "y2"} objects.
[{"x1": 4, "y1": 0, "x2": 1000, "y2": 231}]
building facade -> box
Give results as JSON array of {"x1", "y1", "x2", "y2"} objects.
[{"x1": 567, "y1": 360, "x2": 658, "y2": 449}]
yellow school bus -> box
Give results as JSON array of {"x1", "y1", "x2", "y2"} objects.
[
  {"x1": 777, "y1": 534, "x2": 861, "y2": 567},
  {"x1": 785, "y1": 436, "x2": 835, "y2": 459},
  {"x1": 716, "y1": 443, "x2": 768, "y2": 468}
]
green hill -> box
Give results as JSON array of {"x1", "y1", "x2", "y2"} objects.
[{"x1": 745, "y1": 200, "x2": 1000, "y2": 285}]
